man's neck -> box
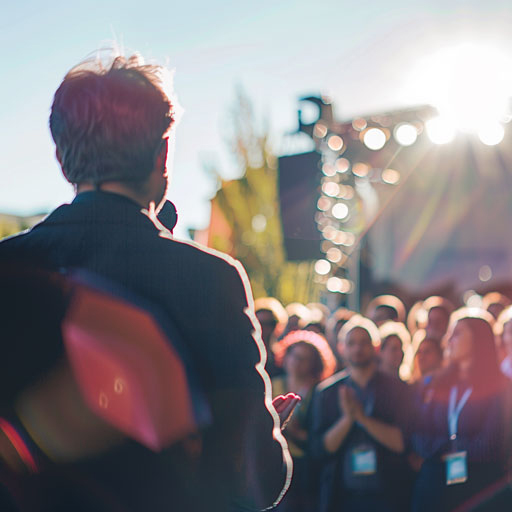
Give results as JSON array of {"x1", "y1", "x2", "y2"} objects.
[
  {"x1": 349, "y1": 361, "x2": 377, "y2": 388},
  {"x1": 76, "y1": 182, "x2": 149, "y2": 209}
]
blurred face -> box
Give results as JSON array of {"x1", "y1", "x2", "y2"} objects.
[
  {"x1": 256, "y1": 309, "x2": 277, "y2": 347},
  {"x1": 343, "y1": 327, "x2": 375, "y2": 368},
  {"x1": 380, "y1": 335, "x2": 404, "y2": 374},
  {"x1": 447, "y1": 320, "x2": 473, "y2": 364},
  {"x1": 502, "y1": 320, "x2": 512, "y2": 358},
  {"x1": 416, "y1": 339, "x2": 442, "y2": 376},
  {"x1": 372, "y1": 306, "x2": 396, "y2": 327},
  {"x1": 425, "y1": 307, "x2": 449, "y2": 338},
  {"x1": 284, "y1": 343, "x2": 318, "y2": 380}
]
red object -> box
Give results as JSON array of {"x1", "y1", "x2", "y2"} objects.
[
  {"x1": 62, "y1": 285, "x2": 198, "y2": 452},
  {"x1": 0, "y1": 418, "x2": 38, "y2": 473}
]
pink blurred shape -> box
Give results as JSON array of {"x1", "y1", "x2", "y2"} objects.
[{"x1": 62, "y1": 285, "x2": 197, "y2": 452}]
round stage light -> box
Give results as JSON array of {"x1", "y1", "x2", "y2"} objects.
[
  {"x1": 335, "y1": 158, "x2": 350, "y2": 173},
  {"x1": 327, "y1": 277, "x2": 342, "y2": 293},
  {"x1": 352, "y1": 162, "x2": 369, "y2": 178},
  {"x1": 314, "y1": 122, "x2": 328, "y2": 138},
  {"x1": 322, "y1": 181, "x2": 340, "y2": 197},
  {"x1": 394, "y1": 123, "x2": 418, "y2": 146},
  {"x1": 426, "y1": 117, "x2": 455, "y2": 144},
  {"x1": 315, "y1": 259, "x2": 331, "y2": 275},
  {"x1": 326, "y1": 247, "x2": 343, "y2": 263},
  {"x1": 363, "y1": 128, "x2": 386, "y2": 150},
  {"x1": 317, "y1": 197, "x2": 332, "y2": 211},
  {"x1": 478, "y1": 123, "x2": 505, "y2": 146},
  {"x1": 382, "y1": 169, "x2": 401, "y2": 185},
  {"x1": 322, "y1": 163, "x2": 336, "y2": 176},
  {"x1": 332, "y1": 203, "x2": 349, "y2": 220},
  {"x1": 328, "y1": 135, "x2": 344, "y2": 151}
]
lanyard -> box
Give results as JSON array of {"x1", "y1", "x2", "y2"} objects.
[{"x1": 448, "y1": 386, "x2": 472, "y2": 441}]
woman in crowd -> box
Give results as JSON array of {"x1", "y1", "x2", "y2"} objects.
[
  {"x1": 271, "y1": 330, "x2": 337, "y2": 512},
  {"x1": 409, "y1": 329, "x2": 444, "y2": 384},
  {"x1": 378, "y1": 321, "x2": 411, "y2": 381},
  {"x1": 410, "y1": 308, "x2": 509, "y2": 511}
]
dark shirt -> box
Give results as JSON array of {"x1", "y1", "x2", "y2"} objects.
[{"x1": 310, "y1": 369, "x2": 411, "y2": 512}]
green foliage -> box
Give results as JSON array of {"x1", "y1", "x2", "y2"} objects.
[{"x1": 208, "y1": 92, "x2": 320, "y2": 305}]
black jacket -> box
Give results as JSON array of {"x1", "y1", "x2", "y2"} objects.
[{"x1": 0, "y1": 190, "x2": 290, "y2": 512}]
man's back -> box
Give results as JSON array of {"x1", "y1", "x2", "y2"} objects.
[{"x1": 0, "y1": 190, "x2": 289, "y2": 511}]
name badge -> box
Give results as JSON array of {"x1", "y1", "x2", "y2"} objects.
[
  {"x1": 444, "y1": 451, "x2": 468, "y2": 485},
  {"x1": 351, "y1": 446, "x2": 377, "y2": 475}
]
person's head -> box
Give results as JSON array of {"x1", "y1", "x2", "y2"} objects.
[
  {"x1": 325, "y1": 308, "x2": 356, "y2": 348},
  {"x1": 378, "y1": 322, "x2": 411, "y2": 378},
  {"x1": 421, "y1": 296, "x2": 454, "y2": 339},
  {"x1": 338, "y1": 315, "x2": 380, "y2": 369},
  {"x1": 482, "y1": 292, "x2": 511, "y2": 320},
  {"x1": 283, "y1": 303, "x2": 311, "y2": 334},
  {"x1": 495, "y1": 306, "x2": 512, "y2": 358},
  {"x1": 50, "y1": 52, "x2": 177, "y2": 210},
  {"x1": 254, "y1": 297, "x2": 288, "y2": 347},
  {"x1": 366, "y1": 295, "x2": 406, "y2": 326},
  {"x1": 273, "y1": 330, "x2": 336, "y2": 382},
  {"x1": 413, "y1": 332, "x2": 443, "y2": 377},
  {"x1": 444, "y1": 308, "x2": 502, "y2": 396}
]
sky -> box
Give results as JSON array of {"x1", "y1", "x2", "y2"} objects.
[{"x1": 2, "y1": 0, "x2": 512, "y2": 238}]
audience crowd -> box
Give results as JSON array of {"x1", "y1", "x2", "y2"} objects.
[{"x1": 256, "y1": 291, "x2": 512, "y2": 511}]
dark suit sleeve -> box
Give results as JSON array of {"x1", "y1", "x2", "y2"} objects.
[{"x1": 204, "y1": 259, "x2": 292, "y2": 511}]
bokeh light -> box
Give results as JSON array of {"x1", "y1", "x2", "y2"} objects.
[
  {"x1": 252, "y1": 214, "x2": 267, "y2": 232},
  {"x1": 394, "y1": 123, "x2": 418, "y2": 146},
  {"x1": 317, "y1": 196, "x2": 332, "y2": 211},
  {"x1": 315, "y1": 259, "x2": 331, "y2": 275},
  {"x1": 382, "y1": 168, "x2": 401, "y2": 185},
  {"x1": 326, "y1": 247, "x2": 343, "y2": 263},
  {"x1": 332, "y1": 203, "x2": 349, "y2": 220},
  {"x1": 478, "y1": 265, "x2": 492, "y2": 282},
  {"x1": 314, "y1": 122, "x2": 328, "y2": 138},
  {"x1": 322, "y1": 163, "x2": 336, "y2": 176},
  {"x1": 352, "y1": 162, "x2": 369, "y2": 177},
  {"x1": 363, "y1": 128, "x2": 386, "y2": 150},
  {"x1": 335, "y1": 158, "x2": 350, "y2": 173},
  {"x1": 328, "y1": 135, "x2": 344, "y2": 151},
  {"x1": 322, "y1": 181, "x2": 340, "y2": 197},
  {"x1": 426, "y1": 117, "x2": 456, "y2": 144},
  {"x1": 478, "y1": 123, "x2": 505, "y2": 146}
]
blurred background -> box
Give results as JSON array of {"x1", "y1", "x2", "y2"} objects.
[{"x1": 2, "y1": 0, "x2": 512, "y2": 310}]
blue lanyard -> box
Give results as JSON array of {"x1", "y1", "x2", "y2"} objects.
[{"x1": 448, "y1": 386, "x2": 472, "y2": 441}]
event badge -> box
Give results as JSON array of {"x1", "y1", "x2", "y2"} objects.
[
  {"x1": 444, "y1": 451, "x2": 468, "y2": 485},
  {"x1": 351, "y1": 446, "x2": 377, "y2": 475}
]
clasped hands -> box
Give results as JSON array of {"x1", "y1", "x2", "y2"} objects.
[{"x1": 338, "y1": 385, "x2": 364, "y2": 423}]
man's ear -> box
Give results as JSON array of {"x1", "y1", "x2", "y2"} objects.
[{"x1": 155, "y1": 139, "x2": 169, "y2": 176}]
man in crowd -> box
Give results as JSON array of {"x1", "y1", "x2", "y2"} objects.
[
  {"x1": 310, "y1": 316, "x2": 411, "y2": 512},
  {"x1": 0, "y1": 53, "x2": 292, "y2": 511}
]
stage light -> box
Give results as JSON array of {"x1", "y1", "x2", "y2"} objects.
[
  {"x1": 317, "y1": 197, "x2": 332, "y2": 211},
  {"x1": 328, "y1": 135, "x2": 344, "y2": 151},
  {"x1": 363, "y1": 128, "x2": 386, "y2": 150},
  {"x1": 394, "y1": 123, "x2": 418, "y2": 146},
  {"x1": 352, "y1": 162, "x2": 369, "y2": 177},
  {"x1": 478, "y1": 123, "x2": 505, "y2": 146},
  {"x1": 405, "y1": 43, "x2": 512, "y2": 133},
  {"x1": 382, "y1": 169, "x2": 400, "y2": 185},
  {"x1": 314, "y1": 122, "x2": 328, "y2": 138},
  {"x1": 322, "y1": 225, "x2": 337, "y2": 241},
  {"x1": 339, "y1": 185, "x2": 355, "y2": 200},
  {"x1": 352, "y1": 118, "x2": 367, "y2": 131},
  {"x1": 322, "y1": 163, "x2": 336, "y2": 176},
  {"x1": 327, "y1": 277, "x2": 342, "y2": 292},
  {"x1": 326, "y1": 247, "x2": 343, "y2": 263},
  {"x1": 322, "y1": 181, "x2": 340, "y2": 197},
  {"x1": 335, "y1": 158, "x2": 350, "y2": 173},
  {"x1": 332, "y1": 203, "x2": 349, "y2": 220},
  {"x1": 315, "y1": 259, "x2": 331, "y2": 275},
  {"x1": 426, "y1": 117, "x2": 455, "y2": 144}
]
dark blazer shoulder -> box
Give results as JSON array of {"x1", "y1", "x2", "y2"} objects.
[{"x1": 317, "y1": 369, "x2": 350, "y2": 393}]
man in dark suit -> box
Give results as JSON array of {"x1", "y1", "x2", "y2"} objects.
[{"x1": 0, "y1": 53, "x2": 292, "y2": 511}]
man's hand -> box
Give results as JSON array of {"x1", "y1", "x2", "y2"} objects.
[
  {"x1": 272, "y1": 393, "x2": 301, "y2": 430},
  {"x1": 338, "y1": 386, "x2": 363, "y2": 421}
]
